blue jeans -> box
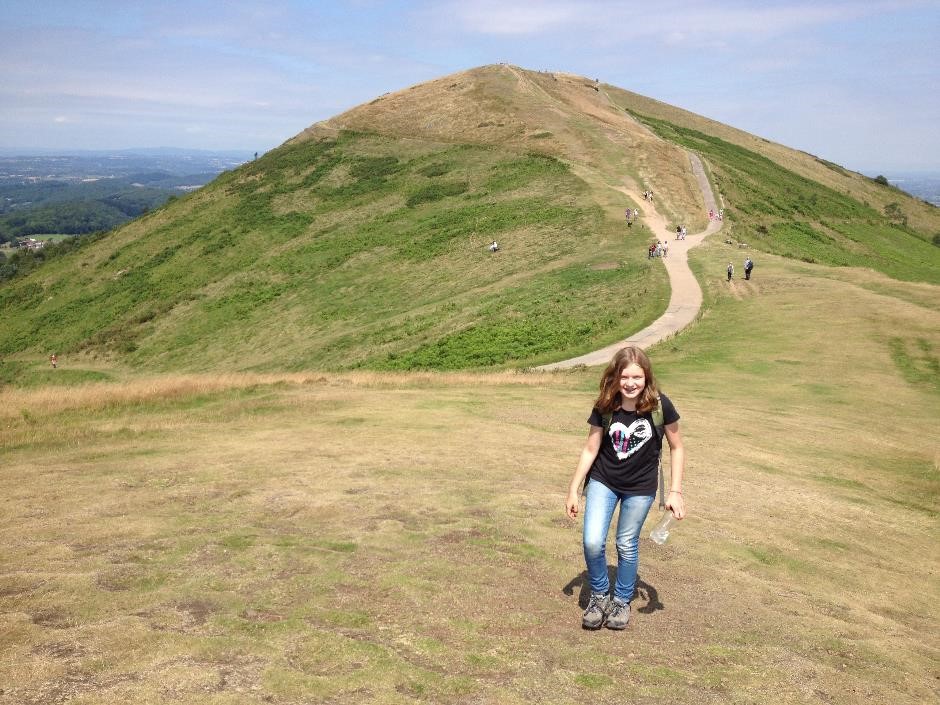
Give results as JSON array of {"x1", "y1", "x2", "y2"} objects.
[{"x1": 583, "y1": 481, "x2": 655, "y2": 603}]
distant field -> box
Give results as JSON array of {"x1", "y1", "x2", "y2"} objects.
[
  {"x1": 2, "y1": 246, "x2": 937, "y2": 704},
  {"x1": 0, "y1": 151, "x2": 248, "y2": 242},
  {"x1": 885, "y1": 171, "x2": 940, "y2": 206}
]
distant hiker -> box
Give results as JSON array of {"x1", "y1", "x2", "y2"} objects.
[
  {"x1": 625, "y1": 209, "x2": 633, "y2": 227},
  {"x1": 744, "y1": 257, "x2": 754, "y2": 280},
  {"x1": 647, "y1": 244, "x2": 655, "y2": 259},
  {"x1": 676, "y1": 225, "x2": 681, "y2": 240},
  {"x1": 661, "y1": 241, "x2": 668, "y2": 258},
  {"x1": 49, "y1": 353, "x2": 58, "y2": 369},
  {"x1": 727, "y1": 262, "x2": 734, "y2": 281},
  {"x1": 681, "y1": 226, "x2": 687, "y2": 240},
  {"x1": 565, "y1": 346, "x2": 685, "y2": 630},
  {"x1": 634, "y1": 208, "x2": 639, "y2": 219},
  {"x1": 489, "y1": 241, "x2": 499, "y2": 252}
]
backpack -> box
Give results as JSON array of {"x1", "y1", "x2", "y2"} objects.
[{"x1": 583, "y1": 396, "x2": 668, "y2": 508}]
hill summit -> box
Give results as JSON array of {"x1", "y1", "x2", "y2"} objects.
[{"x1": 1, "y1": 65, "x2": 938, "y2": 373}]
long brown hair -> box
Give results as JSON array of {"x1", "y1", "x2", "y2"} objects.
[{"x1": 594, "y1": 346, "x2": 660, "y2": 414}]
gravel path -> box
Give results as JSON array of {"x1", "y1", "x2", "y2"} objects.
[{"x1": 536, "y1": 152, "x2": 722, "y2": 370}]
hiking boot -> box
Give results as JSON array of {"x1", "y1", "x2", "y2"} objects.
[
  {"x1": 581, "y1": 593, "x2": 611, "y2": 630},
  {"x1": 605, "y1": 599, "x2": 631, "y2": 630}
]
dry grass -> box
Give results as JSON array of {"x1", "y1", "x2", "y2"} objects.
[
  {"x1": 296, "y1": 65, "x2": 709, "y2": 232},
  {"x1": 2, "y1": 247, "x2": 938, "y2": 704}
]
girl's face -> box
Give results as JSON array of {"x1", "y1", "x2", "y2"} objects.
[{"x1": 618, "y1": 362, "x2": 646, "y2": 407}]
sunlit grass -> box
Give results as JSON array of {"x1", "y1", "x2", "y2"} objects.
[{"x1": 3, "y1": 247, "x2": 938, "y2": 704}]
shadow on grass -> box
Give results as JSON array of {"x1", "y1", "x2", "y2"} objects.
[{"x1": 562, "y1": 568, "x2": 663, "y2": 614}]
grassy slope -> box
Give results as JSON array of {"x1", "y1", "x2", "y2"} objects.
[
  {"x1": 0, "y1": 129, "x2": 667, "y2": 371},
  {"x1": 2, "y1": 63, "x2": 938, "y2": 705},
  {"x1": 602, "y1": 82, "x2": 940, "y2": 238},
  {"x1": 626, "y1": 113, "x2": 940, "y2": 283},
  {"x1": 1, "y1": 245, "x2": 937, "y2": 704},
  {"x1": 312, "y1": 65, "x2": 708, "y2": 233},
  {"x1": 3, "y1": 63, "x2": 936, "y2": 372}
]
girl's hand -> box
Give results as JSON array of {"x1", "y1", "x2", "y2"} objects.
[
  {"x1": 666, "y1": 491, "x2": 685, "y2": 520},
  {"x1": 565, "y1": 490, "x2": 581, "y2": 519}
]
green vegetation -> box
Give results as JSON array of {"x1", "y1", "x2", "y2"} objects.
[
  {"x1": 629, "y1": 112, "x2": 940, "y2": 282},
  {"x1": 0, "y1": 154, "x2": 237, "y2": 242},
  {"x1": 2, "y1": 67, "x2": 938, "y2": 376},
  {"x1": 2, "y1": 66, "x2": 938, "y2": 705},
  {"x1": 0, "y1": 181, "x2": 182, "y2": 242},
  {"x1": 0, "y1": 231, "x2": 107, "y2": 283},
  {"x1": 0, "y1": 131, "x2": 664, "y2": 370},
  {"x1": 2, "y1": 232, "x2": 937, "y2": 702},
  {"x1": 0, "y1": 199, "x2": 137, "y2": 241}
]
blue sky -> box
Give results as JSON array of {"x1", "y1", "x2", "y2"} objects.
[{"x1": 2, "y1": 0, "x2": 937, "y2": 172}]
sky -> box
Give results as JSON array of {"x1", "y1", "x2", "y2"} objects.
[{"x1": 2, "y1": 0, "x2": 938, "y2": 173}]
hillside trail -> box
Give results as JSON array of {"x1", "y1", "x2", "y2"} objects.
[{"x1": 536, "y1": 152, "x2": 722, "y2": 370}]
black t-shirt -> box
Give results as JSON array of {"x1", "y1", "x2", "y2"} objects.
[{"x1": 587, "y1": 394, "x2": 680, "y2": 495}]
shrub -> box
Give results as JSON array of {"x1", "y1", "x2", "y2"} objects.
[{"x1": 406, "y1": 181, "x2": 468, "y2": 208}]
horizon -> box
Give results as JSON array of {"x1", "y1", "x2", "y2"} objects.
[
  {"x1": 2, "y1": 146, "x2": 939, "y2": 182},
  {"x1": 2, "y1": 1, "x2": 939, "y2": 173}
]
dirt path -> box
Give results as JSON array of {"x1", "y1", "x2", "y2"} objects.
[{"x1": 536, "y1": 152, "x2": 722, "y2": 370}]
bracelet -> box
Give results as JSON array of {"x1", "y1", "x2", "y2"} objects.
[{"x1": 669, "y1": 490, "x2": 682, "y2": 495}]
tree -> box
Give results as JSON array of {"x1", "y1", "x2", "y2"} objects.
[{"x1": 873, "y1": 175, "x2": 890, "y2": 186}]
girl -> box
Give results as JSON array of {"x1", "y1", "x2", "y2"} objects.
[{"x1": 565, "y1": 346, "x2": 685, "y2": 630}]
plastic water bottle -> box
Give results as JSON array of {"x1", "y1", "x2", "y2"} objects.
[{"x1": 649, "y1": 512, "x2": 677, "y2": 545}]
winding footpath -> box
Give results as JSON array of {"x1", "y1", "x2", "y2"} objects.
[{"x1": 537, "y1": 153, "x2": 723, "y2": 370}]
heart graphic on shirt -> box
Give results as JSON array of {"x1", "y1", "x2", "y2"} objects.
[{"x1": 609, "y1": 419, "x2": 653, "y2": 460}]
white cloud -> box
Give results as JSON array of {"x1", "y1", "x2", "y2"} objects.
[{"x1": 436, "y1": 0, "x2": 933, "y2": 46}]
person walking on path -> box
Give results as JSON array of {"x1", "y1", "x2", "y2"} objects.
[
  {"x1": 727, "y1": 262, "x2": 734, "y2": 282},
  {"x1": 744, "y1": 257, "x2": 753, "y2": 280},
  {"x1": 49, "y1": 353, "x2": 58, "y2": 369},
  {"x1": 565, "y1": 346, "x2": 686, "y2": 630},
  {"x1": 535, "y1": 151, "x2": 723, "y2": 371}
]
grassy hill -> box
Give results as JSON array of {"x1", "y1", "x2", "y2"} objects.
[
  {"x1": 1, "y1": 64, "x2": 938, "y2": 705},
  {"x1": 1, "y1": 244, "x2": 937, "y2": 704},
  {"x1": 0, "y1": 64, "x2": 938, "y2": 373}
]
